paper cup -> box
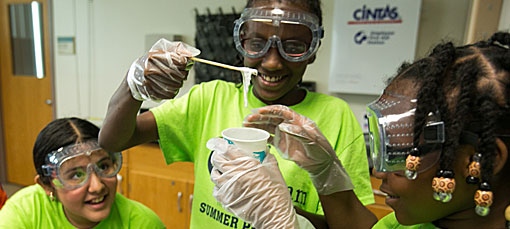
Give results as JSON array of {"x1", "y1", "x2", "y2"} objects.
[{"x1": 221, "y1": 127, "x2": 270, "y2": 163}]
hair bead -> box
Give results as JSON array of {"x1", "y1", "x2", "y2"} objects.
[
  {"x1": 474, "y1": 182, "x2": 493, "y2": 216},
  {"x1": 432, "y1": 171, "x2": 456, "y2": 203},
  {"x1": 466, "y1": 153, "x2": 482, "y2": 184}
]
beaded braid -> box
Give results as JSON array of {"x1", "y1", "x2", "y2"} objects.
[
  {"x1": 401, "y1": 43, "x2": 456, "y2": 180},
  {"x1": 439, "y1": 55, "x2": 480, "y2": 172},
  {"x1": 413, "y1": 43, "x2": 455, "y2": 145},
  {"x1": 476, "y1": 94, "x2": 498, "y2": 184},
  {"x1": 472, "y1": 93, "x2": 500, "y2": 215}
]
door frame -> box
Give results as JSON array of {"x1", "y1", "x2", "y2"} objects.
[{"x1": 0, "y1": 0, "x2": 55, "y2": 184}]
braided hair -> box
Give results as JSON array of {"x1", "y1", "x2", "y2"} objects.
[{"x1": 394, "y1": 32, "x2": 510, "y2": 184}]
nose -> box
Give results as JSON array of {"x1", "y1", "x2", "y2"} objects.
[
  {"x1": 261, "y1": 46, "x2": 283, "y2": 71},
  {"x1": 88, "y1": 171, "x2": 105, "y2": 194},
  {"x1": 372, "y1": 168, "x2": 387, "y2": 180}
]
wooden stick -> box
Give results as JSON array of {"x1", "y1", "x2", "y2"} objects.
[{"x1": 190, "y1": 57, "x2": 242, "y2": 72}]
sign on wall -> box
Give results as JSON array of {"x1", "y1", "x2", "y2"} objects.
[{"x1": 328, "y1": 0, "x2": 421, "y2": 95}]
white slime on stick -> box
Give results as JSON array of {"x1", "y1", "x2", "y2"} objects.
[
  {"x1": 190, "y1": 57, "x2": 257, "y2": 107},
  {"x1": 238, "y1": 67, "x2": 258, "y2": 107}
]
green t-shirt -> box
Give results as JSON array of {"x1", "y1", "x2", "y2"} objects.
[
  {"x1": 0, "y1": 184, "x2": 165, "y2": 228},
  {"x1": 152, "y1": 80, "x2": 374, "y2": 229},
  {"x1": 373, "y1": 212, "x2": 437, "y2": 229}
]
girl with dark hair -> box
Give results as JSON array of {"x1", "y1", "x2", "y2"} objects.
[
  {"x1": 366, "y1": 31, "x2": 510, "y2": 228},
  {"x1": 99, "y1": 0, "x2": 375, "y2": 228},
  {"x1": 210, "y1": 31, "x2": 510, "y2": 228},
  {"x1": 0, "y1": 118, "x2": 164, "y2": 228}
]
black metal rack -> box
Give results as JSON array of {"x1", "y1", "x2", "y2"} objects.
[{"x1": 194, "y1": 7, "x2": 243, "y2": 84}]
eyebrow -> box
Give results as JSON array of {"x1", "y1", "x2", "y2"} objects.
[
  {"x1": 96, "y1": 156, "x2": 112, "y2": 165},
  {"x1": 62, "y1": 154, "x2": 112, "y2": 170}
]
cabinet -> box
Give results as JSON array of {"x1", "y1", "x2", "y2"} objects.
[
  {"x1": 366, "y1": 176, "x2": 394, "y2": 219},
  {"x1": 119, "y1": 143, "x2": 194, "y2": 228},
  {"x1": 118, "y1": 144, "x2": 391, "y2": 226}
]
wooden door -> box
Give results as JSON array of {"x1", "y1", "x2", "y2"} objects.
[{"x1": 0, "y1": 0, "x2": 53, "y2": 185}]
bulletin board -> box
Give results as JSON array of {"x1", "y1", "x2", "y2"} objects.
[{"x1": 328, "y1": 0, "x2": 422, "y2": 95}]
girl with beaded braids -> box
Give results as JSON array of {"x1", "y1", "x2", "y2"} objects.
[
  {"x1": 362, "y1": 31, "x2": 510, "y2": 228},
  {"x1": 358, "y1": 30, "x2": 510, "y2": 228},
  {"x1": 210, "y1": 31, "x2": 510, "y2": 228},
  {"x1": 365, "y1": 31, "x2": 510, "y2": 228}
]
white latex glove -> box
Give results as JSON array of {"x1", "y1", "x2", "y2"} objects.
[
  {"x1": 126, "y1": 38, "x2": 200, "y2": 101},
  {"x1": 207, "y1": 137, "x2": 299, "y2": 229},
  {"x1": 243, "y1": 105, "x2": 354, "y2": 195}
]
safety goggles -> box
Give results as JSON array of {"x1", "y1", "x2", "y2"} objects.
[
  {"x1": 41, "y1": 140, "x2": 122, "y2": 189},
  {"x1": 365, "y1": 93, "x2": 444, "y2": 174},
  {"x1": 233, "y1": 7, "x2": 324, "y2": 62}
]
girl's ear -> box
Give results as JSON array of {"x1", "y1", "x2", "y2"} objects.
[
  {"x1": 493, "y1": 137, "x2": 508, "y2": 174},
  {"x1": 34, "y1": 175, "x2": 54, "y2": 195}
]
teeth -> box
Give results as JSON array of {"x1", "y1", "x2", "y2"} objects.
[
  {"x1": 90, "y1": 196, "x2": 104, "y2": 203},
  {"x1": 261, "y1": 74, "x2": 284, "y2": 82}
]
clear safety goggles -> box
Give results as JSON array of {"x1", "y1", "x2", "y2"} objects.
[
  {"x1": 233, "y1": 7, "x2": 324, "y2": 62},
  {"x1": 365, "y1": 94, "x2": 444, "y2": 174},
  {"x1": 41, "y1": 140, "x2": 122, "y2": 189}
]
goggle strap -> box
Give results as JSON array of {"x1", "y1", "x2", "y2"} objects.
[
  {"x1": 41, "y1": 164, "x2": 53, "y2": 177},
  {"x1": 423, "y1": 121, "x2": 445, "y2": 144}
]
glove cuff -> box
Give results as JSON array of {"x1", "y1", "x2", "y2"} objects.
[
  {"x1": 126, "y1": 58, "x2": 148, "y2": 101},
  {"x1": 309, "y1": 159, "x2": 354, "y2": 195}
]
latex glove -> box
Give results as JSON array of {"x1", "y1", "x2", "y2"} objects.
[
  {"x1": 126, "y1": 38, "x2": 200, "y2": 101},
  {"x1": 207, "y1": 137, "x2": 299, "y2": 229},
  {"x1": 243, "y1": 105, "x2": 353, "y2": 195}
]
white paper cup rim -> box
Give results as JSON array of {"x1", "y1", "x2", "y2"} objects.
[{"x1": 221, "y1": 127, "x2": 270, "y2": 143}]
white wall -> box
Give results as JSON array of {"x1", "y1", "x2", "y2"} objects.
[
  {"x1": 53, "y1": 0, "x2": 247, "y2": 126},
  {"x1": 52, "y1": 0, "x2": 473, "y2": 128},
  {"x1": 322, "y1": 0, "x2": 470, "y2": 128},
  {"x1": 499, "y1": 0, "x2": 510, "y2": 31}
]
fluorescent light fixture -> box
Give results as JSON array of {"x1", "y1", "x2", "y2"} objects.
[{"x1": 31, "y1": 1, "x2": 44, "y2": 79}]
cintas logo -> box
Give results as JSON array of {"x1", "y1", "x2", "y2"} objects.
[
  {"x1": 354, "y1": 31, "x2": 367, "y2": 44},
  {"x1": 349, "y1": 5, "x2": 401, "y2": 25}
]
